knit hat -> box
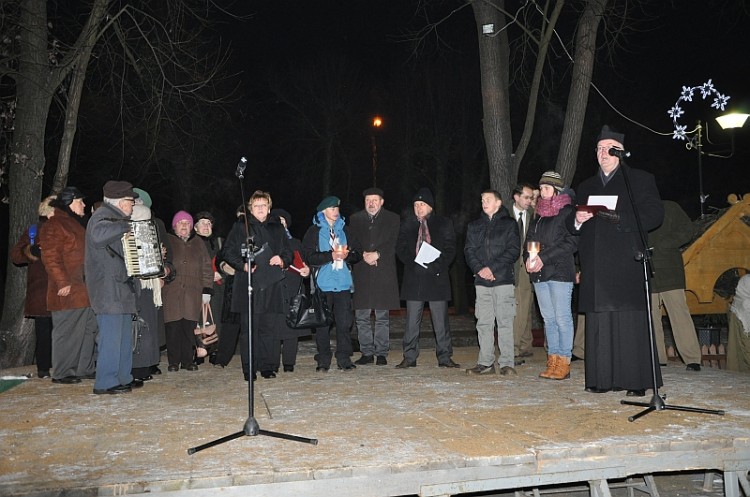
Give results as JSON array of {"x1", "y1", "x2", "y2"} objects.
[
  {"x1": 412, "y1": 187, "x2": 434, "y2": 209},
  {"x1": 271, "y1": 208, "x2": 292, "y2": 228},
  {"x1": 171, "y1": 210, "x2": 193, "y2": 229},
  {"x1": 58, "y1": 186, "x2": 85, "y2": 207},
  {"x1": 132, "y1": 188, "x2": 152, "y2": 208},
  {"x1": 316, "y1": 196, "x2": 340, "y2": 212},
  {"x1": 194, "y1": 211, "x2": 215, "y2": 225},
  {"x1": 103, "y1": 180, "x2": 138, "y2": 200},
  {"x1": 362, "y1": 187, "x2": 384, "y2": 198},
  {"x1": 539, "y1": 171, "x2": 564, "y2": 192},
  {"x1": 597, "y1": 125, "x2": 625, "y2": 146}
]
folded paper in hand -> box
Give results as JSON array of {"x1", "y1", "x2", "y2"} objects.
[{"x1": 415, "y1": 242, "x2": 441, "y2": 268}]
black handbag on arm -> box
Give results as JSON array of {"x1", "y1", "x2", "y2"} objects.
[{"x1": 285, "y1": 272, "x2": 333, "y2": 329}]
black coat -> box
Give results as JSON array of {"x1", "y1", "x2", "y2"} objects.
[
  {"x1": 569, "y1": 165, "x2": 664, "y2": 312},
  {"x1": 464, "y1": 206, "x2": 518, "y2": 287},
  {"x1": 524, "y1": 204, "x2": 578, "y2": 284},
  {"x1": 349, "y1": 208, "x2": 401, "y2": 310},
  {"x1": 397, "y1": 213, "x2": 456, "y2": 301},
  {"x1": 648, "y1": 200, "x2": 693, "y2": 293}
]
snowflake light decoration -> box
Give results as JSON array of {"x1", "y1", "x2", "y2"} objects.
[{"x1": 669, "y1": 80, "x2": 730, "y2": 140}]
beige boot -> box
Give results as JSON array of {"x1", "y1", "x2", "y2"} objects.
[
  {"x1": 539, "y1": 355, "x2": 557, "y2": 379},
  {"x1": 549, "y1": 355, "x2": 571, "y2": 380}
]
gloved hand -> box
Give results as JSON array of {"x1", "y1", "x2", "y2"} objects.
[
  {"x1": 29, "y1": 244, "x2": 42, "y2": 258},
  {"x1": 596, "y1": 209, "x2": 620, "y2": 223},
  {"x1": 202, "y1": 293, "x2": 211, "y2": 305}
]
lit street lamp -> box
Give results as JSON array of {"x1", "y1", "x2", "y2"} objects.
[{"x1": 371, "y1": 116, "x2": 382, "y2": 187}]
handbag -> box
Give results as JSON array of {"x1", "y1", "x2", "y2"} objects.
[
  {"x1": 285, "y1": 274, "x2": 333, "y2": 329},
  {"x1": 194, "y1": 303, "x2": 218, "y2": 358},
  {"x1": 132, "y1": 314, "x2": 148, "y2": 353}
]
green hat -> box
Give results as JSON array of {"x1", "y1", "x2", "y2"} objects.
[
  {"x1": 316, "y1": 196, "x2": 340, "y2": 212},
  {"x1": 132, "y1": 188, "x2": 152, "y2": 208}
]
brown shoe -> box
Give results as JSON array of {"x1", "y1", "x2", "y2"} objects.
[
  {"x1": 548, "y1": 355, "x2": 571, "y2": 380},
  {"x1": 539, "y1": 355, "x2": 557, "y2": 379}
]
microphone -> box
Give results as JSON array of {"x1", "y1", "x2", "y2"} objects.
[
  {"x1": 608, "y1": 147, "x2": 631, "y2": 159},
  {"x1": 235, "y1": 157, "x2": 247, "y2": 178}
]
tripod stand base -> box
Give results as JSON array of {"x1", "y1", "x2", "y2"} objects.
[
  {"x1": 621, "y1": 394, "x2": 725, "y2": 422},
  {"x1": 188, "y1": 416, "x2": 318, "y2": 454}
]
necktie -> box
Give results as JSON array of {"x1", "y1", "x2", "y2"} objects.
[{"x1": 518, "y1": 211, "x2": 524, "y2": 239}]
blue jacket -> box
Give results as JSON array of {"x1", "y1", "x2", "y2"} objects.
[{"x1": 302, "y1": 213, "x2": 362, "y2": 292}]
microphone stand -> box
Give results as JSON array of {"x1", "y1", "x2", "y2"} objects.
[
  {"x1": 616, "y1": 160, "x2": 724, "y2": 421},
  {"x1": 188, "y1": 159, "x2": 317, "y2": 454}
]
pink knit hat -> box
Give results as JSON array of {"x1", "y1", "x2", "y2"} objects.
[{"x1": 172, "y1": 210, "x2": 193, "y2": 229}]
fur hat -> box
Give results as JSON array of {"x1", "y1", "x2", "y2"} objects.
[
  {"x1": 103, "y1": 180, "x2": 138, "y2": 200},
  {"x1": 539, "y1": 171, "x2": 564, "y2": 192},
  {"x1": 271, "y1": 208, "x2": 292, "y2": 228},
  {"x1": 171, "y1": 210, "x2": 193, "y2": 229},
  {"x1": 597, "y1": 125, "x2": 625, "y2": 146},
  {"x1": 362, "y1": 187, "x2": 384, "y2": 198},
  {"x1": 412, "y1": 187, "x2": 434, "y2": 209},
  {"x1": 316, "y1": 196, "x2": 340, "y2": 212},
  {"x1": 57, "y1": 186, "x2": 85, "y2": 207}
]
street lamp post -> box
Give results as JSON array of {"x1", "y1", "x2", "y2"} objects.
[{"x1": 371, "y1": 116, "x2": 382, "y2": 187}]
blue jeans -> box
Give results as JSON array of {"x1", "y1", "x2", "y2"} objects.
[
  {"x1": 533, "y1": 281, "x2": 574, "y2": 358},
  {"x1": 94, "y1": 314, "x2": 133, "y2": 390}
]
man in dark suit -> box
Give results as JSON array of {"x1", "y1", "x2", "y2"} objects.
[
  {"x1": 350, "y1": 187, "x2": 401, "y2": 366},
  {"x1": 570, "y1": 125, "x2": 664, "y2": 397},
  {"x1": 395, "y1": 187, "x2": 459, "y2": 369}
]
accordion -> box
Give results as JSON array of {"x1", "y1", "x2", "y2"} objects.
[{"x1": 122, "y1": 220, "x2": 165, "y2": 279}]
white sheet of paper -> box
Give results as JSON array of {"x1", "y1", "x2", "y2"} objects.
[
  {"x1": 415, "y1": 242, "x2": 441, "y2": 268},
  {"x1": 588, "y1": 195, "x2": 618, "y2": 209}
]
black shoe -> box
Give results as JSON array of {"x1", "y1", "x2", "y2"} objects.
[
  {"x1": 167, "y1": 364, "x2": 179, "y2": 372},
  {"x1": 438, "y1": 359, "x2": 460, "y2": 368},
  {"x1": 316, "y1": 365, "x2": 330, "y2": 372},
  {"x1": 686, "y1": 363, "x2": 701, "y2": 371},
  {"x1": 585, "y1": 387, "x2": 611, "y2": 393},
  {"x1": 93, "y1": 384, "x2": 131, "y2": 395},
  {"x1": 52, "y1": 376, "x2": 81, "y2": 384},
  {"x1": 261, "y1": 370, "x2": 276, "y2": 378},
  {"x1": 376, "y1": 356, "x2": 387, "y2": 366},
  {"x1": 571, "y1": 355, "x2": 583, "y2": 362},
  {"x1": 626, "y1": 389, "x2": 646, "y2": 397},
  {"x1": 151, "y1": 366, "x2": 162, "y2": 375},
  {"x1": 514, "y1": 359, "x2": 526, "y2": 366},
  {"x1": 76, "y1": 373, "x2": 96, "y2": 380},
  {"x1": 498, "y1": 366, "x2": 517, "y2": 376},
  {"x1": 124, "y1": 379, "x2": 144, "y2": 389},
  {"x1": 37, "y1": 370, "x2": 51, "y2": 379},
  {"x1": 354, "y1": 354, "x2": 374, "y2": 365},
  {"x1": 283, "y1": 365, "x2": 294, "y2": 372},
  {"x1": 184, "y1": 363, "x2": 198, "y2": 371},
  {"x1": 337, "y1": 363, "x2": 356, "y2": 371},
  {"x1": 395, "y1": 359, "x2": 416, "y2": 369},
  {"x1": 134, "y1": 375, "x2": 153, "y2": 381}
]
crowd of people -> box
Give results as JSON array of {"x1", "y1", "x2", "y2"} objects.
[{"x1": 15, "y1": 124, "x2": 745, "y2": 398}]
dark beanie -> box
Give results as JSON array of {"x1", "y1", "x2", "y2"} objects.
[
  {"x1": 57, "y1": 186, "x2": 85, "y2": 207},
  {"x1": 271, "y1": 208, "x2": 292, "y2": 228},
  {"x1": 194, "y1": 210, "x2": 215, "y2": 225},
  {"x1": 316, "y1": 196, "x2": 340, "y2": 212},
  {"x1": 597, "y1": 125, "x2": 625, "y2": 146},
  {"x1": 362, "y1": 187, "x2": 384, "y2": 198},
  {"x1": 412, "y1": 187, "x2": 435, "y2": 209}
]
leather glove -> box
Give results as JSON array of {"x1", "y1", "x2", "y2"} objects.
[
  {"x1": 202, "y1": 294, "x2": 211, "y2": 305},
  {"x1": 596, "y1": 209, "x2": 620, "y2": 223}
]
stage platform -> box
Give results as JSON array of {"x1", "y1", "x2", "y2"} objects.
[{"x1": 1, "y1": 333, "x2": 749, "y2": 497}]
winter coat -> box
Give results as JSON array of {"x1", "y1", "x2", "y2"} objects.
[
  {"x1": 11, "y1": 222, "x2": 51, "y2": 317},
  {"x1": 279, "y1": 236, "x2": 312, "y2": 338},
  {"x1": 349, "y1": 208, "x2": 401, "y2": 310},
  {"x1": 464, "y1": 206, "x2": 519, "y2": 287},
  {"x1": 524, "y1": 204, "x2": 578, "y2": 284},
  {"x1": 648, "y1": 200, "x2": 694, "y2": 293},
  {"x1": 85, "y1": 202, "x2": 137, "y2": 315},
  {"x1": 302, "y1": 214, "x2": 362, "y2": 293},
  {"x1": 569, "y1": 165, "x2": 664, "y2": 312},
  {"x1": 397, "y1": 213, "x2": 456, "y2": 302},
  {"x1": 162, "y1": 233, "x2": 213, "y2": 323},
  {"x1": 39, "y1": 208, "x2": 90, "y2": 311},
  {"x1": 224, "y1": 215, "x2": 293, "y2": 314}
]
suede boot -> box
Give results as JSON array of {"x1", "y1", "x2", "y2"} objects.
[{"x1": 539, "y1": 354, "x2": 557, "y2": 379}]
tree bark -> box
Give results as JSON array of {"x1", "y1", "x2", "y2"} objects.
[{"x1": 556, "y1": 0, "x2": 609, "y2": 184}]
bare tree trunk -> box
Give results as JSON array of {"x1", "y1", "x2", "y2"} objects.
[
  {"x1": 1, "y1": 0, "x2": 53, "y2": 368},
  {"x1": 471, "y1": 0, "x2": 514, "y2": 204},
  {"x1": 557, "y1": 0, "x2": 608, "y2": 183}
]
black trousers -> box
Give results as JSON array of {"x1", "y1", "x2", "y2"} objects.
[
  {"x1": 314, "y1": 291, "x2": 354, "y2": 368},
  {"x1": 34, "y1": 316, "x2": 53, "y2": 372}
]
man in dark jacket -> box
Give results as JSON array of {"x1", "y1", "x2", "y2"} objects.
[
  {"x1": 349, "y1": 187, "x2": 400, "y2": 366},
  {"x1": 570, "y1": 125, "x2": 664, "y2": 397},
  {"x1": 464, "y1": 190, "x2": 519, "y2": 375},
  {"x1": 649, "y1": 200, "x2": 702, "y2": 371},
  {"x1": 395, "y1": 187, "x2": 459, "y2": 369},
  {"x1": 85, "y1": 180, "x2": 141, "y2": 395}
]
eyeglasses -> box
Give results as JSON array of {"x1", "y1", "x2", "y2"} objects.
[
  {"x1": 595, "y1": 146, "x2": 622, "y2": 153},
  {"x1": 251, "y1": 203, "x2": 269, "y2": 209}
]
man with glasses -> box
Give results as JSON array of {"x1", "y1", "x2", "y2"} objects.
[
  {"x1": 512, "y1": 182, "x2": 535, "y2": 364},
  {"x1": 85, "y1": 181, "x2": 142, "y2": 394}
]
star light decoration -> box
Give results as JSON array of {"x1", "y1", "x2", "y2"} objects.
[{"x1": 668, "y1": 80, "x2": 730, "y2": 140}]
